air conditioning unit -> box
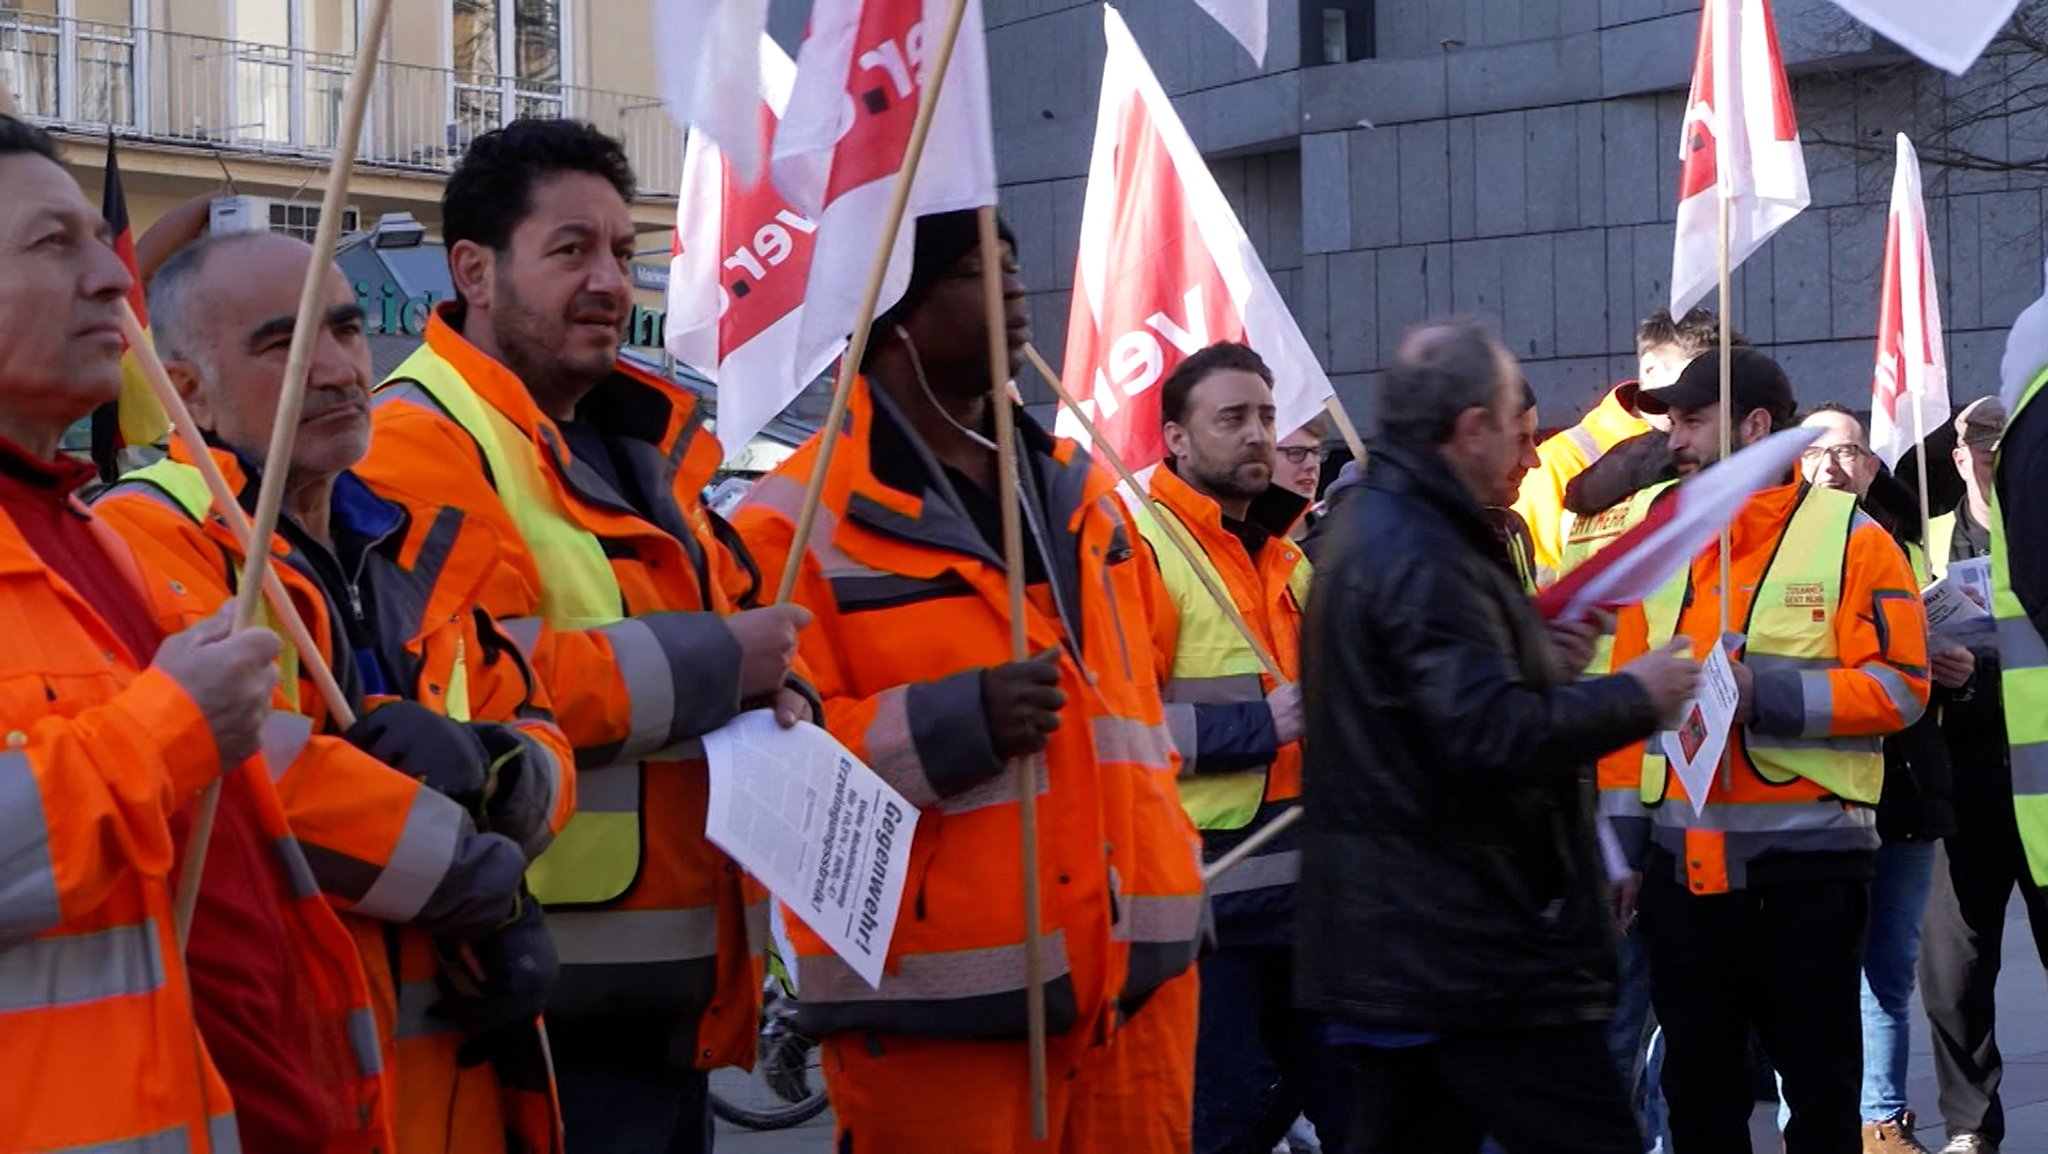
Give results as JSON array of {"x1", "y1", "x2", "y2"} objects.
[{"x1": 208, "y1": 195, "x2": 363, "y2": 244}]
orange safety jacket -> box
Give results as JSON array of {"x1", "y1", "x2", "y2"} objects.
[
  {"x1": 0, "y1": 490, "x2": 388, "y2": 1154},
  {"x1": 1513, "y1": 383, "x2": 1651, "y2": 575},
  {"x1": 1604, "y1": 481, "x2": 1929, "y2": 894},
  {"x1": 360, "y1": 307, "x2": 768, "y2": 1069},
  {"x1": 95, "y1": 444, "x2": 575, "y2": 1154},
  {"x1": 734, "y1": 378, "x2": 1206, "y2": 1044},
  {"x1": 1138, "y1": 465, "x2": 1308, "y2": 914}
]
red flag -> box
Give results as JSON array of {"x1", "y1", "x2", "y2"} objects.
[
  {"x1": 91, "y1": 131, "x2": 168, "y2": 472},
  {"x1": 1670, "y1": 0, "x2": 1810, "y2": 316},
  {"x1": 771, "y1": 0, "x2": 997, "y2": 363},
  {"x1": 1869, "y1": 133, "x2": 1950, "y2": 470},
  {"x1": 1056, "y1": 6, "x2": 1331, "y2": 474}
]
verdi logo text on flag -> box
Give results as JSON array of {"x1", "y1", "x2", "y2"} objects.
[
  {"x1": 1869, "y1": 133, "x2": 1950, "y2": 470},
  {"x1": 772, "y1": 0, "x2": 997, "y2": 365},
  {"x1": 666, "y1": 37, "x2": 842, "y2": 458},
  {"x1": 1670, "y1": 0, "x2": 1811, "y2": 317},
  {"x1": 1058, "y1": 5, "x2": 1332, "y2": 475}
]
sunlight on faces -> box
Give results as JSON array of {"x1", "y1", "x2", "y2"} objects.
[
  {"x1": 0, "y1": 153, "x2": 133, "y2": 433},
  {"x1": 902, "y1": 242, "x2": 1031, "y2": 392},
  {"x1": 1165, "y1": 368, "x2": 1277, "y2": 505},
  {"x1": 1275, "y1": 426, "x2": 1322, "y2": 499},
  {"x1": 1507, "y1": 403, "x2": 1541, "y2": 496},
  {"x1": 1798, "y1": 409, "x2": 1875, "y2": 498},
  {"x1": 1447, "y1": 347, "x2": 1524, "y2": 508},
  {"x1": 1954, "y1": 440, "x2": 1996, "y2": 509},
  {"x1": 1667, "y1": 401, "x2": 1773, "y2": 477},
  {"x1": 175, "y1": 235, "x2": 372, "y2": 484}
]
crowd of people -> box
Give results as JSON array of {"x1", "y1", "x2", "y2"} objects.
[{"x1": 3, "y1": 105, "x2": 2046, "y2": 1154}]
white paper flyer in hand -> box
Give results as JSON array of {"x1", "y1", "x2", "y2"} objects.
[
  {"x1": 1923, "y1": 573, "x2": 1994, "y2": 646},
  {"x1": 1660, "y1": 641, "x2": 1742, "y2": 818},
  {"x1": 1948, "y1": 556, "x2": 1993, "y2": 610},
  {"x1": 702, "y1": 710, "x2": 918, "y2": 989}
]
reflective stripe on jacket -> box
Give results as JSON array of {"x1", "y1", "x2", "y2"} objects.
[
  {"x1": 1993, "y1": 366, "x2": 2048, "y2": 884},
  {"x1": 734, "y1": 378, "x2": 1206, "y2": 1039},
  {"x1": 94, "y1": 447, "x2": 573, "y2": 1154},
  {"x1": 361, "y1": 306, "x2": 762, "y2": 1069},
  {"x1": 0, "y1": 500, "x2": 382, "y2": 1153},
  {"x1": 1608, "y1": 481, "x2": 1929, "y2": 893}
]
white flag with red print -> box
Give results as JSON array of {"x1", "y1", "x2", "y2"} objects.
[
  {"x1": 1826, "y1": 0, "x2": 2022, "y2": 76},
  {"x1": 1670, "y1": 0, "x2": 1811, "y2": 317},
  {"x1": 1869, "y1": 133, "x2": 1951, "y2": 470},
  {"x1": 655, "y1": 0, "x2": 772, "y2": 185},
  {"x1": 1057, "y1": 4, "x2": 1332, "y2": 474},
  {"x1": 666, "y1": 37, "x2": 842, "y2": 458},
  {"x1": 772, "y1": 0, "x2": 997, "y2": 365},
  {"x1": 1192, "y1": 0, "x2": 1267, "y2": 64}
]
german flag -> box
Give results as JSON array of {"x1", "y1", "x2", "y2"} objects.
[{"x1": 88, "y1": 129, "x2": 170, "y2": 478}]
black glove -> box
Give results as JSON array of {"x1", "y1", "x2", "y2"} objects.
[
  {"x1": 429, "y1": 887, "x2": 558, "y2": 1066},
  {"x1": 346, "y1": 700, "x2": 491, "y2": 810}
]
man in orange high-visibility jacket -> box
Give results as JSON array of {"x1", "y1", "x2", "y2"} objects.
[
  {"x1": 735, "y1": 210, "x2": 1207, "y2": 1152},
  {"x1": 94, "y1": 230, "x2": 579, "y2": 1154},
  {"x1": 1608, "y1": 349, "x2": 1930, "y2": 1154},
  {"x1": 0, "y1": 113, "x2": 396, "y2": 1154},
  {"x1": 1131, "y1": 341, "x2": 1338, "y2": 1153},
  {"x1": 1515, "y1": 308, "x2": 1722, "y2": 575},
  {"x1": 357, "y1": 118, "x2": 814, "y2": 1154}
]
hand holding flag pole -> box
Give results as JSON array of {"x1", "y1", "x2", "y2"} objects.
[
  {"x1": 772, "y1": 0, "x2": 979, "y2": 606},
  {"x1": 179, "y1": 0, "x2": 393, "y2": 950}
]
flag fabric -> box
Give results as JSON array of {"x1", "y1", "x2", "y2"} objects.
[
  {"x1": 1869, "y1": 133, "x2": 1951, "y2": 471},
  {"x1": 771, "y1": 0, "x2": 997, "y2": 368},
  {"x1": 1055, "y1": 4, "x2": 1333, "y2": 475},
  {"x1": 1826, "y1": 0, "x2": 2022, "y2": 76},
  {"x1": 667, "y1": 37, "x2": 842, "y2": 458},
  {"x1": 1191, "y1": 0, "x2": 1267, "y2": 64},
  {"x1": 655, "y1": 0, "x2": 772, "y2": 186},
  {"x1": 1670, "y1": 0, "x2": 1811, "y2": 318},
  {"x1": 92, "y1": 131, "x2": 169, "y2": 475},
  {"x1": 1536, "y1": 426, "x2": 1824, "y2": 622}
]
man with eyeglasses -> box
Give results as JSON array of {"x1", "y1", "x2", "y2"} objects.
[
  {"x1": 1798, "y1": 403, "x2": 1964, "y2": 1153},
  {"x1": 1275, "y1": 419, "x2": 1326, "y2": 545}
]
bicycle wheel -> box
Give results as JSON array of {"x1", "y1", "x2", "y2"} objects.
[{"x1": 709, "y1": 1025, "x2": 829, "y2": 1131}]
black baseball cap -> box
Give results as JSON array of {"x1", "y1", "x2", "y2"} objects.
[{"x1": 1635, "y1": 346, "x2": 1797, "y2": 424}]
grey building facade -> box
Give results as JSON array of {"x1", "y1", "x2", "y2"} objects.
[{"x1": 982, "y1": 0, "x2": 2048, "y2": 431}]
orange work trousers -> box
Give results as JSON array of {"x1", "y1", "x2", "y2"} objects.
[{"x1": 824, "y1": 970, "x2": 1199, "y2": 1153}]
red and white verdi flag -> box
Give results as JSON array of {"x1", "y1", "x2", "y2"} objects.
[
  {"x1": 666, "y1": 38, "x2": 842, "y2": 458},
  {"x1": 1670, "y1": 0, "x2": 1811, "y2": 317},
  {"x1": 1869, "y1": 133, "x2": 1950, "y2": 470},
  {"x1": 772, "y1": 0, "x2": 996, "y2": 365},
  {"x1": 1058, "y1": 4, "x2": 1332, "y2": 474},
  {"x1": 654, "y1": 0, "x2": 772, "y2": 184}
]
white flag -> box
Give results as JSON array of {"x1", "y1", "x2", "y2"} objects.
[
  {"x1": 1055, "y1": 5, "x2": 1332, "y2": 474},
  {"x1": 1192, "y1": 0, "x2": 1267, "y2": 65},
  {"x1": 1869, "y1": 134, "x2": 1951, "y2": 470},
  {"x1": 1670, "y1": 0, "x2": 1812, "y2": 318},
  {"x1": 654, "y1": 0, "x2": 772, "y2": 185},
  {"x1": 666, "y1": 38, "x2": 842, "y2": 458},
  {"x1": 1827, "y1": 0, "x2": 2022, "y2": 75},
  {"x1": 772, "y1": 0, "x2": 997, "y2": 365}
]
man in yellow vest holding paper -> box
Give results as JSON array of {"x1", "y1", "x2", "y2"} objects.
[
  {"x1": 1992, "y1": 328, "x2": 2048, "y2": 984},
  {"x1": 1133, "y1": 342, "x2": 1337, "y2": 1153},
  {"x1": 357, "y1": 119, "x2": 813, "y2": 1154}
]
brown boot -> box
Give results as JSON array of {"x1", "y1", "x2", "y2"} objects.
[{"x1": 1863, "y1": 1112, "x2": 1933, "y2": 1154}]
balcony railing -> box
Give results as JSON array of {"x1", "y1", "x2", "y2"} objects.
[{"x1": 0, "y1": 13, "x2": 683, "y2": 197}]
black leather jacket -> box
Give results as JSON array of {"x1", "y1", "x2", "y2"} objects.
[{"x1": 1296, "y1": 436, "x2": 1662, "y2": 1033}]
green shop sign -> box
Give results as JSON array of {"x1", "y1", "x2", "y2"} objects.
[{"x1": 355, "y1": 281, "x2": 670, "y2": 349}]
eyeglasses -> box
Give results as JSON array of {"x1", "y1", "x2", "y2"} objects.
[
  {"x1": 1800, "y1": 444, "x2": 1870, "y2": 466},
  {"x1": 1277, "y1": 446, "x2": 1320, "y2": 465}
]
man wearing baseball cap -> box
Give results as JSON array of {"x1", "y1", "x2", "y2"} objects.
[
  {"x1": 1606, "y1": 347, "x2": 1931, "y2": 1154},
  {"x1": 1921, "y1": 396, "x2": 2048, "y2": 1154}
]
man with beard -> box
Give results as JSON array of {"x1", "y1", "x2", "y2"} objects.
[
  {"x1": 1131, "y1": 341, "x2": 1334, "y2": 1153},
  {"x1": 1300, "y1": 320, "x2": 1698, "y2": 1152},
  {"x1": 358, "y1": 118, "x2": 814, "y2": 1153},
  {"x1": 1607, "y1": 348, "x2": 1930, "y2": 1153}
]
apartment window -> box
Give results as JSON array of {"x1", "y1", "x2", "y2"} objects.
[
  {"x1": 1303, "y1": 0, "x2": 1374, "y2": 65},
  {"x1": 452, "y1": 0, "x2": 563, "y2": 141},
  {"x1": 229, "y1": 0, "x2": 360, "y2": 147}
]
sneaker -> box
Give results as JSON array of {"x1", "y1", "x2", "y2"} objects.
[
  {"x1": 1862, "y1": 1113, "x2": 1932, "y2": 1154},
  {"x1": 1938, "y1": 1136, "x2": 1999, "y2": 1154}
]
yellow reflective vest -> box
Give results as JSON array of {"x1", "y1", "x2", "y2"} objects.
[{"x1": 1993, "y1": 367, "x2": 2048, "y2": 884}]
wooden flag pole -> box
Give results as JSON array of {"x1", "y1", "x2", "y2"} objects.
[
  {"x1": 773, "y1": 0, "x2": 975, "y2": 606},
  {"x1": 1020, "y1": 342, "x2": 1286, "y2": 683},
  {"x1": 1912, "y1": 386, "x2": 1933, "y2": 559},
  {"x1": 1203, "y1": 805, "x2": 1303, "y2": 883},
  {"x1": 180, "y1": 0, "x2": 392, "y2": 948},
  {"x1": 118, "y1": 300, "x2": 355, "y2": 731},
  {"x1": 1716, "y1": 195, "x2": 1734, "y2": 643},
  {"x1": 979, "y1": 206, "x2": 1048, "y2": 1140},
  {"x1": 1324, "y1": 396, "x2": 1367, "y2": 465}
]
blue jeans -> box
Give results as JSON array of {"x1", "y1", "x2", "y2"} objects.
[
  {"x1": 1774, "y1": 840, "x2": 1937, "y2": 1128},
  {"x1": 1611, "y1": 922, "x2": 1669, "y2": 1153}
]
